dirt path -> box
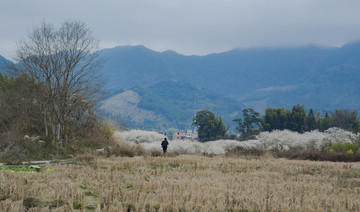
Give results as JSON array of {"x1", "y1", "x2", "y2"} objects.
[{"x1": 0, "y1": 159, "x2": 71, "y2": 167}]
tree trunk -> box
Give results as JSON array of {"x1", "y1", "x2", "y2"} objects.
[
  {"x1": 43, "y1": 114, "x2": 48, "y2": 137},
  {"x1": 56, "y1": 123, "x2": 61, "y2": 140}
]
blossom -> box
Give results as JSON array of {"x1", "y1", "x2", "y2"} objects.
[
  {"x1": 256, "y1": 127, "x2": 357, "y2": 150},
  {"x1": 114, "y1": 129, "x2": 261, "y2": 154},
  {"x1": 113, "y1": 127, "x2": 359, "y2": 154}
]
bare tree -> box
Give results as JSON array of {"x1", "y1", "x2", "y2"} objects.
[{"x1": 11, "y1": 21, "x2": 103, "y2": 143}]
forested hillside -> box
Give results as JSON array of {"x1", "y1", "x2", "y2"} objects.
[
  {"x1": 100, "y1": 81, "x2": 243, "y2": 130},
  {"x1": 4, "y1": 42, "x2": 360, "y2": 130},
  {"x1": 99, "y1": 43, "x2": 360, "y2": 112}
]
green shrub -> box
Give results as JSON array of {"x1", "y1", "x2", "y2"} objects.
[
  {"x1": 154, "y1": 204, "x2": 161, "y2": 212},
  {"x1": 325, "y1": 142, "x2": 360, "y2": 153},
  {"x1": 73, "y1": 200, "x2": 85, "y2": 210},
  {"x1": 0, "y1": 166, "x2": 38, "y2": 172}
]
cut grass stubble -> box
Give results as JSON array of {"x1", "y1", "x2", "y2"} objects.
[{"x1": 0, "y1": 155, "x2": 360, "y2": 211}]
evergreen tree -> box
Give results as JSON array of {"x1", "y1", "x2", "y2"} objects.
[
  {"x1": 193, "y1": 109, "x2": 228, "y2": 142},
  {"x1": 331, "y1": 109, "x2": 360, "y2": 133},
  {"x1": 262, "y1": 107, "x2": 292, "y2": 131},
  {"x1": 306, "y1": 108, "x2": 316, "y2": 131},
  {"x1": 289, "y1": 105, "x2": 307, "y2": 133},
  {"x1": 263, "y1": 108, "x2": 279, "y2": 131},
  {"x1": 233, "y1": 108, "x2": 261, "y2": 139},
  {"x1": 215, "y1": 116, "x2": 228, "y2": 139},
  {"x1": 322, "y1": 112, "x2": 331, "y2": 131},
  {"x1": 315, "y1": 111, "x2": 322, "y2": 130}
]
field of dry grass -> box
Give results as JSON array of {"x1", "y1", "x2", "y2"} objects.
[{"x1": 1, "y1": 154, "x2": 360, "y2": 211}]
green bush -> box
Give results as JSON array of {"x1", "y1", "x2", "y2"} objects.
[
  {"x1": 73, "y1": 200, "x2": 85, "y2": 210},
  {"x1": 325, "y1": 142, "x2": 360, "y2": 153},
  {"x1": 0, "y1": 166, "x2": 38, "y2": 172}
]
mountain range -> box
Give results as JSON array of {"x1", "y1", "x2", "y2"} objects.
[
  {"x1": 2, "y1": 42, "x2": 360, "y2": 130},
  {"x1": 98, "y1": 43, "x2": 360, "y2": 118}
]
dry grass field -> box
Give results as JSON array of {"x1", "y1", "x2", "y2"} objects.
[{"x1": 1, "y1": 154, "x2": 360, "y2": 211}]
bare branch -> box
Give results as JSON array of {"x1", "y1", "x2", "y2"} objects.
[{"x1": 10, "y1": 21, "x2": 103, "y2": 142}]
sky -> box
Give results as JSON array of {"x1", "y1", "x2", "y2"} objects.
[{"x1": 1, "y1": 0, "x2": 360, "y2": 59}]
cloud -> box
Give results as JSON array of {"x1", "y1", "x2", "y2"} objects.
[{"x1": 1, "y1": 0, "x2": 360, "y2": 58}]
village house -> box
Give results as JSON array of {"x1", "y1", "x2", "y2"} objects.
[
  {"x1": 173, "y1": 131, "x2": 186, "y2": 140},
  {"x1": 172, "y1": 130, "x2": 198, "y2": 141}
]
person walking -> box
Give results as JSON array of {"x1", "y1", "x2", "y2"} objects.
[{"x1": 161, "y1": 138, "x2": 169, "y2": 156}]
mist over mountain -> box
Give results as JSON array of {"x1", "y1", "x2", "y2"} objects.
[{"x1": 99, "y1": 42, "x2": 360, "y2": 114}]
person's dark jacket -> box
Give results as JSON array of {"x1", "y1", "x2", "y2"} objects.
[{"x1": 161, "y1": 139, "x2": 169, "y2": 147}]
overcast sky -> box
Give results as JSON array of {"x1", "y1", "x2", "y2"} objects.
[{"x1": 1, "y1": 0, "x2": 360, "y2": 59}]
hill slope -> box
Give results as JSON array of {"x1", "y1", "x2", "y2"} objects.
[
  {"x1": 100, "y1": 81, "x2": 243, "y2": 130},
  {"x1": 0, "y1": 55, "x2": 13, "y2": 73},
  {"x1": 98, "y1": 43, "x2": 360, "y2": 112}
]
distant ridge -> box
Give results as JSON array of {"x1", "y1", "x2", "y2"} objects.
[
  {"x1": 100, "y1": 81, "x2": 243, "y2": 130},
  {"x1": 0, "y1": 55, "x2": 13, "y2": 73},
  {"x1": 98, "y1": 42, "x2": 360, "y2": 113},
  {"x1": 3, "y1": 41, "x2": 360, "y2": 130}
]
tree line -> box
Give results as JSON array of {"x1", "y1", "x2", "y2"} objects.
[
  {"x1": 193, "y1": 105, "x2": 360, "y2": 142},
  {"x1": 262, "y1": 105, "x2": 359, "y2": 133}
]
